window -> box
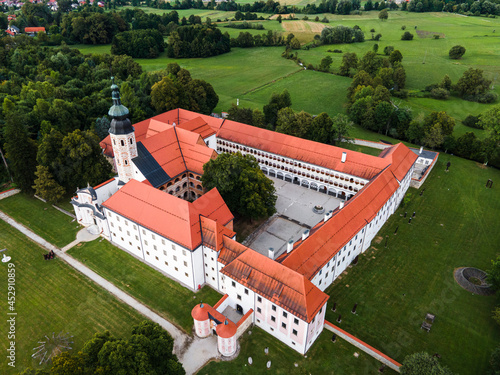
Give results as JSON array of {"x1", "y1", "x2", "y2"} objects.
[
  {"x1": 283, "y1": 311, "x2": 288, "y2": 318},
  {"x1": 173, "y1": 255, "x2": 177, "y2": 261},
  {"x1": 110, "y1": 222, "x2": 114, "y2": 227},
  {"x1": 257, "y1": 296, "x2": 262, "y2": 303},
  {"x1": 172, "y1": 244, "x2": 176, "y2": 250},
  {"x1": 121, "y1": 140, "x2": 124, "y2": 146},
  {"x1": 319, "y1": 269, "x2": 322, "y2": 275},
  {"x1": 144, "y1": 240, "x2": 148, "y2": 245},
  {"x1": 185, "y1": 273, "x2": 189, "y2": 277},
  {"x1": 182, "y1": 250, "x2": 187, "y2": 256},
  {"x1": 163, "y1": 250, "x2": 167, "y2": 256},
  {"x1": 146, "y1": 251, "x2": 150, "y2": 255},
  {"x1": 152, "y1": 234, "x2": 155, "y2": 240},
  {"x1": 232, "y1": 281, "x2": 236, "y2": 287},
  {"x1": 282, "y1": 322, "x2": 287, "y2": 329},
  {"x1": 237, "y1": 295, "x2": 241, "y2": 300},
  {"x1": 142, "y1": 229, "x2": 146, "y2": 235},
  {"x1": 155, "y1": 256, "x2": 158, "y2": 261},
  {"x1": 337, "y1": 261, "x2": 340, "y2": 266},
  {"x1": 294, "y1": 318, "x2": 299, "y2": 325},
  {"x1": 271, "y1": 316, "x2": 276, "y2": 322},
  {"x1": 153, "y1": 245, "x2": 157, "y2": 251},
  {"x1": 272, "y1": 305, "x2": 276, "y2": 312},
  {"x1": 244, "y1": 288, "x2": 249, "y2": 295},
  {"x1": 312, "y1": 317, "x2": 315, "y2": 323},
  {"x1": 292, "y1": 329, "x2": 298, "y2": 336},
  {"x1": 175, "y1": 267, "x2": 178, "y2": 271},
  {"x1": 257, "y1": 307, "x2": 262, "y2": 314},
  {"x1": 162, "y1": 239, "x2": 165, "y2": 245},
  {"x1": 184, "y1": 261, "x2": 188, "y2": 267}
]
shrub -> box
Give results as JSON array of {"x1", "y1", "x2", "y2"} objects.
[
  {"x1": 449, "y1": 45, "x2": 466, "y2": 59},
  {"x1": 392, "y1": 89, "x2": 409, "y2": 99},
  {"x1": 433, "y1": 34, "x2": 440, "y2": 39},
  {"x1": 401, "y1": 25, "x2": 406, "y2": 30},
  {"x1": 401, "y1": 31, "x2": 414, "y2": 40},
  {"x1": 303, "y1": 16, "x2": 309, "y2": 20},
  {"x1": 333, "y1": 49, "x2": 342, "y2": 53},
  {"x1": 430, "y1": 87, "x2": 449, "y2": 99},
  {"x1": 307, "y1": 63, "x2": 314, "y2": 70},
  {"x1": 321, "y1": 17, "x2": 330, "y2": 23},
  {"x1": 462, "y1": 115, "x2": 482, "y2": 129},
  {"x1": 370, "y1": 28, "x2": 376, "y2": 32},
  {"x1": 477, "y1": 92, "x2": 498, "y2": 103}
]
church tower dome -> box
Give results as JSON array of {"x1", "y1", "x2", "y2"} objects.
[{"x1": 108, "y1": 77, "x2": 137, "y2": 184}]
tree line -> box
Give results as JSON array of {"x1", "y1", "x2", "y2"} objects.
[{"x1": 403, "y1": 0, "x2": 500, "y2": 17}]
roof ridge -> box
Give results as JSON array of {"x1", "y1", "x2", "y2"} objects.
[{"x1": 173, "y1": 126, "x2": 188, "y2": 172}]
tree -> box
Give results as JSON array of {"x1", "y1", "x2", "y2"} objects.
[
  {"x1": 401, "y1": 31, "x2": 414, "y2": 40},
  {"x1": 331, "y1": 114, "x2": 353, "y2": 145},
  {"x1": 339, "y1": 52, "x2": 358, "y2": 77},
  {"x1": 400, "y1": 352, "x2": 454, "y2": 375},
  {"x1": 32, "y1": 166, "x2": 66, "y2": 203},
  {"x1": 378, "y1": 9, "x2": 388, "y2": 20},
  {"x1": 423, "y1": 111, "x2": 455, "y2": 137},
  {"x1": 319, "y1": 56, "x2": 333, "y2": 72},
  {"x1": 448, "y1": 45, "x2": 466, "y2": 60},
  {"x1": 439, "y1": 74, "x2": 452, "y2": 91},
  {"x1": 48, "y1": 321, "x2": 184, "y2": 375},
  {"x1": 454, "y1": 68, "x2": 492, "y2": 100},
  {"x1": 202, "y1": 152, "x2": 276, "y2": 220},
  {"x1": 309, "y1": 112, "x2": 334, "y2": 144},
  {"x1": 389, "y1": 49, "x2": 403, "y2": 64},
  {"x1": 383, "y1": 45, "x2": 394, "y2": 56},
  {"x1": 95, "y1": 116, "x2": 111, "y2": 140},
  {"x1": 3, "y1": 114, "x2": 38, "y2": 192},
  {"x1": 263, "y1": 90, "x2": 292, "y2": 127},
  {"x1": 487, "y1": 255, "x2": 500, "y2": 292},
  {"x1": 477, "y1": 104, "x2": 500, "y2": 143}
]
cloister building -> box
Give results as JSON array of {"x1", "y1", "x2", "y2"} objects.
[{"x1": 72, "y1": 84, "x2": 418, "y2": 356}]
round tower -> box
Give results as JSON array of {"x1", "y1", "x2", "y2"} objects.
[
  {"x1": 108, "y1": 77, "x2": 137, "y2": 184},
  {"x1": 217, "y1": 319, "x2": 237, "y2": 357},
  {"x1": 191, "y1": 303, "x2": 210, "y2": 338}
]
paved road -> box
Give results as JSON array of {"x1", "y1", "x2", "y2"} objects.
[{"x1": 0, "y1": 206, "x2": 219, "y2": 374}]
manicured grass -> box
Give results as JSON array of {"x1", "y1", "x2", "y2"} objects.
[
  {"x1": 202, "y1": 327, "x2": 397, "y2": 374},
  {"x1": 342, "y1": 142, "x2": 383, "y2": 156},
  {"x1": 0, "y1": 194, "x2": 80, "y2": 247},
  {"x1": 68, "y1": 239, "x2": 222, "y2": 333},
  {"x1": 0, "y1": 220, "x2": 144, "y2": 374},
  {"x1": 324, "y1": 154, "x2": 500, "y2": 374}
]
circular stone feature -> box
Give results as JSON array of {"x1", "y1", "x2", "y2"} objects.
[
  {"x1": 453, "y1": 267, "x2": 494, "y2": 296},
  {"x1": 313, "y1": 205, "x2": 325, "y2": 214}
]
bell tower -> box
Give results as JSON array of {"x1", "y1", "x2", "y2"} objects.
[{"x1": 108, "y1": 77, "x2": 137, "y2": 184}]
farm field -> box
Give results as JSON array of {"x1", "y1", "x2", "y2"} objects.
[
  {"x1": 73, "y1": 11, "x2": 499, "y2": 141},
  {"x1": 324, "y1": 153, "x2": 500, "y2": 374},
  {"x1": 0, "y1": 219, "x2": 144, "y2": 374}
]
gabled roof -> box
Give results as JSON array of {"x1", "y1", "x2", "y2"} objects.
[
  {"x1": 380, "y1": 143, "x2": 418, "y2": 181},
  {"x1": 133, "y1": 142, "x2": 170, "y2": 188},
  {"x1": 200, "y1": 217, "x2": 235, "y2": 252},
  {"x1": 217, "y1": 120, "x2": 389, "y2": 180},
  {"x1": 102, "y1": 180, "x2": 233, "y2": 250},
  {"x1": 177, "y1": 116, "x2": 216, "y2": 139},
  {"x1": 220, "y1": 245, "x2": 329, "y2": 323}
]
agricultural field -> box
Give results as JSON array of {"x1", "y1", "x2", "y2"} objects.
[
  {"x1": 74, "y1": 11, "x2": 499, "y2": 140},
  {"x1": 0, "y1": 219, "x2": 144, "y2": 374}
]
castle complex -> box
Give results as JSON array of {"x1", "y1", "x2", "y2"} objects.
[{"x1": 72, "y1": 83, "x2": 418, "y2": 356}]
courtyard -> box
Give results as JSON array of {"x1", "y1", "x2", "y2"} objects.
[{"x1": 244, "y1": 177, "x2": 343, "y2": 258}]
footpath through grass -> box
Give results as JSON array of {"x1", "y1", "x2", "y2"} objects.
[
  {"x1": 325, "y1": 154, "x2": 500, "y2": 374},
  {"x1": 0, "y1": 220, "x2": 144, "y2": 374},
  {"x1": 0, "y1": 194, "x2": 79, "y2": 247},
  {"x1": 201, "y1": 327, "x2": 396, "y2": 374},
  {"x1": 68, "y1": 240, "x2": 222, "y2": 333}
]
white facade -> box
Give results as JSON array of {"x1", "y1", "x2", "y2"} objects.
[{"x1": 110, "y1": 131, "x2": 138, "y2": 183}]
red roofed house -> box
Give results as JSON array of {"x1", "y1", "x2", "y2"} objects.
[
  {"x1": 24, "y1": 26, "x2": 45, "y2": 35},
  {"x1": 72, "y1": 79, "x2": 418, "y2": 356}
]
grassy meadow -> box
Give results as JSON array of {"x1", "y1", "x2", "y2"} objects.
[
  {"x1": 0, "y1": 194, "x2": 80, "y2": 247},
  {"x1": 0, "y1": 219, "x2": 144, "y2": 374},
  {"x1": 74, "y1": 11, "x2": 500, "y2": 140},
  {"x1": 68, "y1": 239, "x2": 222, "y2": 333},
  {"x1": 324, "y1": 154, "x2": 500, "y2": 374}
]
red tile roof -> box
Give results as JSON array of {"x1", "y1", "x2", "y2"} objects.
[
  {"x1": 200, "y1": 216, "x2": 235, "y2": 252},
  {"x1": 220, "y1": 243, "x2": 329, "y2": 322},
  {"x1": 380, "y1": 143, "x2": 418, "y2": 181},
  {"x1": 177, "y1": 116, "x2": 216, "y2": 139},
  {"x1": 102, "y1": 180, "x2": 233, "y2": 250},
  {"x1": 217, "y1": 120, "x2": 389, "y2": 180},
  {"x1": 25, "y1": 27, "x2": 45, "y2": 33}
]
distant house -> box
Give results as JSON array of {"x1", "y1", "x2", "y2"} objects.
[{"x1": 7, "y1": 25, "x2": 20, "y2": 35}]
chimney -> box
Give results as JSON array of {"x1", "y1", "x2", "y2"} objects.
[
  {"x1": 268, "y1": 247, "x2": 275, "y2": 260},
  {"x1": 339, "y1": 202, "x2": 344, "y2": 210},
  {"x1": 302, "y1": 229, "x2": 310, "y2": 241},
  {"x1": 324, "y1": 210, "x2": 333, "y2": 222},
  {"x1": 173, "y1": 122, "x2": 176, "y2": 127},
  {"x1": 341, "y1": 152, "x2": 347, "y2": 163},
  {"x1": 419, "y1": 146, "x2": 423, "y2": 154},
  {"x1": 287, "y1": 240, "x2": 294, "y2": 253}
]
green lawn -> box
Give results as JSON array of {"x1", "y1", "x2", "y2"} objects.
[
  {"x1": 324, "y1": 154, "x2": 500, "y2": 374},
  {"x1": 0, "y1": 220, "x2": 144, "y2": 374},
  {"x1": 68, "y1": 240, "x2": 222, "y2": 333},
  {"x1": 201, "y1": 327, "x2": 396, "y2": 374},
  {"x1": 0, "y1": 194, "x2": 80, "y2": 247}
]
